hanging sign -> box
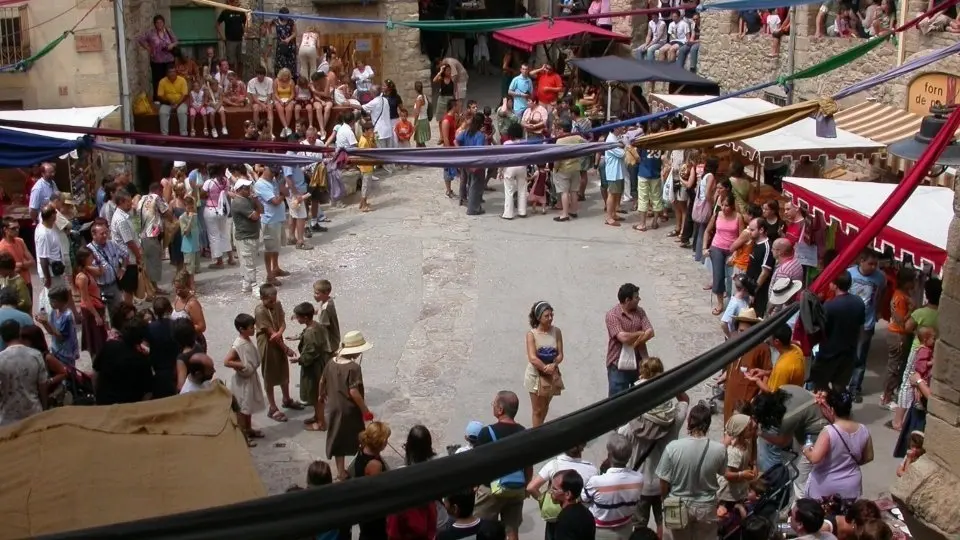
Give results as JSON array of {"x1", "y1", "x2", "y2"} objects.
[{"x1": 907, "y1": 72, "x2": 959, "y2": 116}]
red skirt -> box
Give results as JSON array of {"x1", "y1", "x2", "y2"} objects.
[{"x1": 80, "y1": 306, "x2": 108, "y2": 359}]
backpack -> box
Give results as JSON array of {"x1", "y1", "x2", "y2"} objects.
[{"x1": 487, "y1": 426, "x2": 527, "y2": 499}]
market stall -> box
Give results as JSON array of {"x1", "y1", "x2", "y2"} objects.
[
  {"x1": 648, "y1": 94, "x2": 885, "y2": 164},
  {"x1": 0, "y1": 105, "x2": 119, "y2": 220},
  {"x1": 783, "y1": 176, "x2": 953, "y2": 272},
  {"x1": 492, "y1": 20, "x2": 630, "y2": 53},
  {"x1": 569, "y1": 56, "x2": 719, "y2": 119}
]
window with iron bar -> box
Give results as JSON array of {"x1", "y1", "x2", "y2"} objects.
[{"x1": 0, "y1": 5, "x2": 29, "y2": 69}]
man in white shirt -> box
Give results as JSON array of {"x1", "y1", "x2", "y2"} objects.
[
  {"x1": 246, "y1": 65, "x2": 275, "y2": 137},
  {"x1": 791, "y1": 499, "x2": 838, "y2": 540},
  {"x1": 180, "y1": 352, "x2": 216, "y2": 394},
  {"x1": 34, "y1": 206, "x2": 65, "y2": 291},
  {"x1": 583, "y1": 434, "x2": 644, "y2": 538},
  {"x1": 356, "y1": 86, "x2": 395, "y2": 173},
  {"x1": 659, "y1": 11, "x2": 690, "y2": 62},
  {"x1": 635, "y1": 17, "x2": 668, "y2": 61},
  {"x1": 526, "y1": 443, "x2": 599, "y2": 499},
  {"x1": 298, "y1": 128, "x2": 329, "y2": 233},
  {"x1": 333, "y1": 112, "x2": 358, "y2": 150}
]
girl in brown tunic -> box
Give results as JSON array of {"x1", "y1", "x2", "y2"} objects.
[{"x1": 321, "y1": 330, "x2": 373, "y2": 481}]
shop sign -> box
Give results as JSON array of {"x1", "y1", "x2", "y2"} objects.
[{"x1": 907, "y1": 72, "x2": 958, "y2": 116}]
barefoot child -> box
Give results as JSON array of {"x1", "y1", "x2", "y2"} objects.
[
  {"x1": 224, "y1": 313, "x2": 266, "y2": 445},
  {"x1": 291, "y1": 302, "x2": 327, "y2": 432},
  {"x1": 256, "y1": 283, "x2": 301, "y2": 422},
  {"x1": 357, "y1": 121, "x2": 376, "y2": 212}
]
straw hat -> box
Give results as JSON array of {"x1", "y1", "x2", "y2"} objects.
[
  {"x1": 733, "y1": 307, "x2": 762, "y2": 325},
  {"x1": 768, "y1": 277, "x2": 803, "y2": 306},
  {"x1": 339, "y1": 330, "x2": 373, "y2": 355}
]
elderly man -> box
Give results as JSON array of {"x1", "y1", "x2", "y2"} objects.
[
  {"x1": 34, "y1": 206, "x2": 66, "y2": 293},
  {"x1": 136, "y1": 183, "x2": 171, "y2": 294},
  {"x1": 583, "y1": 434, "x2": 644, "y2": 539},
  {"x1": 180, "y1": 352, "x2": 216, "y2": 393},
  {"x1": 109, "y1": 191, "x2": 142, "y2": 304},
  {"x1": 473, "y1": 390, "x2": 529, "y2": 540},
  {"x1": 28, "y1": 162, "x2": 59, "y2": 223},
  {"x1": 50, "y1": 193, "x2": 77, "y2": 290},
  {"x1": 230, "y1": 178, "x2": 262, "y2": 296},
  {"x1": 86, "y1": 222, "x2": 129, "y2": 315}
]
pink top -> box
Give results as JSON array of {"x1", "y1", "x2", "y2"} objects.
[
  {"x1": 589, "y1": 0, "x2": 613, "y2": 26},
  {"x1": 712, "y1": 212, "x2": 740, "y2": 251},
  {"x1": 202, "y1": 177, "x2": 229, "y2": 208}
]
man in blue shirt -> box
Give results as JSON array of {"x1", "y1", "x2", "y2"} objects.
[
  {"x1": 507, "y1": 64, "x2": 533, "y2": 117},
  {"x1": 254, "y1": 167, "x2": 289, "y2": 285},
  {"x1": 846, "y1": 249, "x2": 886, "y2": 402},
  {"x1": 635, "y1": 120, "x2": 664, "y2": 232}
]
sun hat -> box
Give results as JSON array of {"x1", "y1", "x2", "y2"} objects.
[
  {"x1": 768, "y1": 277, "x2": 803, "y2": 306},
  {"x1": 733, "y1": 307, "x2": 762, "y2": 325},
  {"x1": 339, "y1": 330, "x2": 373, "y2": 355}
]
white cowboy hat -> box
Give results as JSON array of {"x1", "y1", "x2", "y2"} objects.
[
  {"x1": 768, "y1": 277, "x2": 803, "y2": 306},
  {"x1": 339, "y1": 330, "x2": 373, "y2": 355}
]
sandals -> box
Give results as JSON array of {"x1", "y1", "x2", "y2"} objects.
[
  {"x1": 667, "y1": 230, "x2": 680, "y2": 237},
  {"x1": 268, "y1": 408, "x2": 288, "y2": 422},
  {"x1": 276, "y1": 269, "x2": 291, "y2": 277},
  {"x1": 553, "y1": 216, "x2": 570, "y2": 222},
  {"x1": 679, "y1": 241, "x2": 691, "y2": 248},
  {"x1": 711, "y1": 307, "x2": 723, "y2": 316},
  {"x1": 304, "y1": 422, "x2": 327, "y2": 432},
  {"x1": 633, "y1": 224, "x2": 647, "y2": 232},
  {"x1": 605, "y1": 220, "x2": 621, "y2": 227},
  {"x1": 282, "y1": 399, "x2": 305, "y2": 410}
]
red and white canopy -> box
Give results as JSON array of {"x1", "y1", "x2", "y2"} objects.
[{"x1": 783, "y1": 177, "x2": 954, "y2": 272}]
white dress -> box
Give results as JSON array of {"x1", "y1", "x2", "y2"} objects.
[{"x1": 229, "y1": 336, "x2": 267, "y2": 415}]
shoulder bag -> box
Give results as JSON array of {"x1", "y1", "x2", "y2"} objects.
[
  {"x1": 691, "y1": 173, "x2": 713, "y2": 223},
  {"x1": 487, "y1": 426, "x2": 527, "y2": 499},
  {"x1": 663, "y1": 439, "x2": 711, "y2": 530}
]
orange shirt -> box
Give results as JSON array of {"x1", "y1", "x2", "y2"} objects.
[
  {"x1": 395, "y1": 119, "x2": 414, "y2": 142},
  {"x1": 888, "y1": 289, "x2": 911, "y2": 334},
  {"x1": 536, "y1": 72, "x2": 563, "y2": 105},
  {"x1": 0, "y1": 237, "x2": 31, "y2": 284}
]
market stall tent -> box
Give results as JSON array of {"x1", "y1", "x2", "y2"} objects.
[
  {"x1": 0, "y1": 105, "x2": 118, "y2": 162},
  {"x1": 649, "y1": 94, "x2": 885, "y2": 163},
  {"x1": 491, "y1": 20, "x2": 630, "y2": 52},
  {"x1": 568, "y1": 56, "x2": 719, "y2": 94},
  {"x1": 783, "y1": 176, "x2": 953, "y2": 272}
]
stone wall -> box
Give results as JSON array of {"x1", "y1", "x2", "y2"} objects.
[{"x1": 696, "y1": 0, "x2": 960, "y2": 109}]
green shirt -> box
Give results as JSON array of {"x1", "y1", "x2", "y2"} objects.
[
  {"x1": 555, "y1": 135, "x2": 587, "y2": 174},
  {"x1": 909, "y1": 306, "x2": 938, "y2": 351},
  {"x1": 230, "y1": 195, "x2": 260, "y2": 241}
]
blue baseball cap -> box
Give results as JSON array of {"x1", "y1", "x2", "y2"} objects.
[{"x1": 465, "y1": 420, "x2": 484, "y2": 439}]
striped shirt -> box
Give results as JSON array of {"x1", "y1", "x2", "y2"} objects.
[
  {"x1": 772, "y1": 255, "x2": 804, "y2": 284},
  {"x1": 582, "y1": 468, "x2": 643, "y2": 528},
  {"x1": 86, "y1": 240, "x2": 128, "y2": 286},
  {"x1": 110, "y1": 208, "x2": 138, "y2": 248}
]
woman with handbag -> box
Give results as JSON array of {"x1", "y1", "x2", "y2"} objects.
[
  {"x1": 803, "y1": 389, "x2": 874, "y2": 500},
  {"x1": 523, "y1": 301, "x2": 564, "y2": 427},
  {"x1": 689, "y1": 156, "x2": 718, "y2": 263},
  {"x1": 201, "y1": 167, "x2": 237, "y2": 269}
]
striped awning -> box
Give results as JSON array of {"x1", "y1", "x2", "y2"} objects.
[
  {"x1": 833, "y1": 101, "x2": 958, "y2": 187},
  {"x1": 833, "y1": 102, "x2": 923, "y2": 145}
]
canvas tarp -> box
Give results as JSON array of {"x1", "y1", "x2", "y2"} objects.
[
  {"x1": 491, "y1": 20, "x2": 630, "y2": 52},
  {"x1": 0, "y1": 384, "x2": 266, "y2": 540},
  {"x1": 567, "y1": 56, "x2": 719, "y2": 91}
]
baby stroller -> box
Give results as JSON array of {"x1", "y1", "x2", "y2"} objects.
[
  {"x1": 50, "y1": 364, "x2": 97, "y2": 407},
  {"x1": 720, "y1": 448, "x2": 799, "y2": 539},
  {"x1": 705, "y1": 380, "x2": 725, "y2": 416}
]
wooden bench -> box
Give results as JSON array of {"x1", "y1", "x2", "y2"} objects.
[{"x1": 132, "y1": 105, "x2": 355, "y2": 140}]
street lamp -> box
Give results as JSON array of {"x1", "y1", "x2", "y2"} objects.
[{"x1": 888, "y1": 102, "x2": 960, "y2": 178}]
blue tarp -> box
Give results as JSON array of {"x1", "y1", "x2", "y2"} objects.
[{"x1": 0, "y1": 128, "x2": 83, "y2": 167}]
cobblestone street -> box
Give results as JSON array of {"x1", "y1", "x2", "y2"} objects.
[{"x1": 180, "y1": 165, "x2": 903, "y2": 536}]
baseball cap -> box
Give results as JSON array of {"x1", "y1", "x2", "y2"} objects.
[
  {"x1": 234, "y1": 178, "x2": 253, "y2": 189},
  {"x1": 465, "y1": 420, "x2": 484, "y2": 440}
]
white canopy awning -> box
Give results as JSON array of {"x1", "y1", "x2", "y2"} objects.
[
  {"x1": 0, "y1": 105, "x2": 119, "y2": 159},
  {"x1": 0, "y1": 105, "x2": 118, "y2": 140},
  {"x1": 783, "y1": 176, "x2": 953, "y2": 271},
  {"x1": 648, "y1": 95, "x2": 885, "y2": 163}
]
